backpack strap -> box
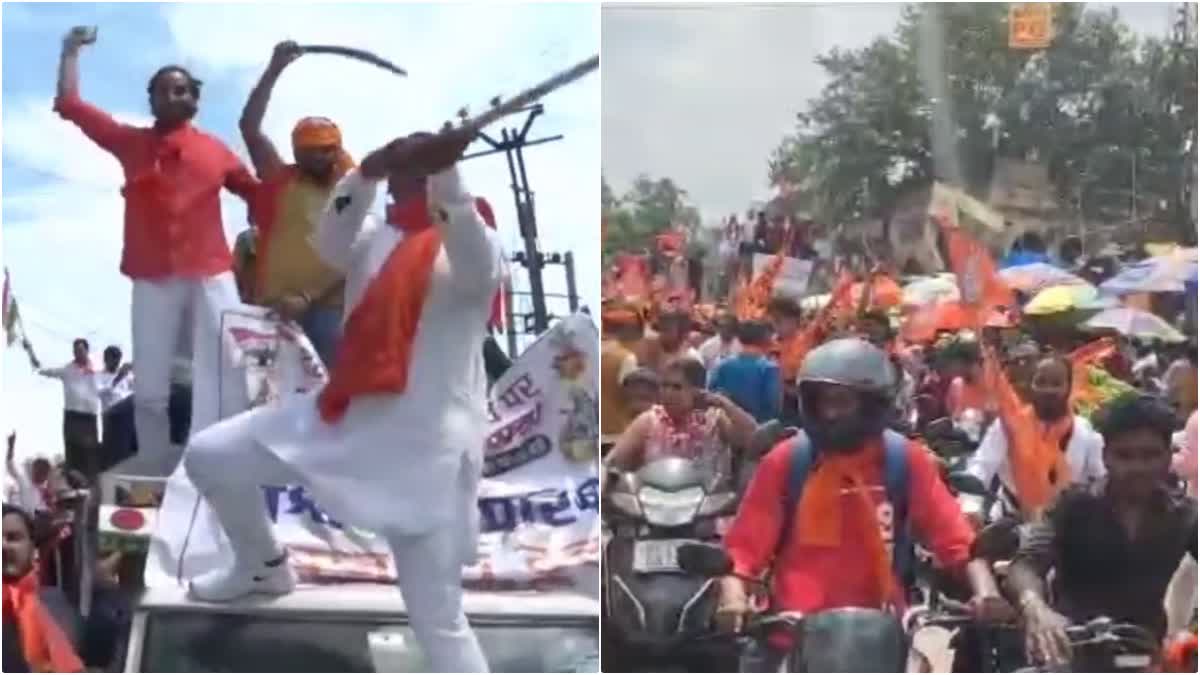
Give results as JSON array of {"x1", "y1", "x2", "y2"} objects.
[
  {"x1": 881, "y1": 429, "x2": 914, "y2": 585},
  {"x1": 775, "y1": 430, "x2": 814, "y2": 560}
]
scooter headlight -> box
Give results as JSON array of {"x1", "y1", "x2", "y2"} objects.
[{"x1": 637, "y1": 486, "x2": 704, "y2": 527}]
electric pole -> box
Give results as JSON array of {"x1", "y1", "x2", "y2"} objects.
[{"x1": 465, "y1": 105, "x2": 579, "y2": 356}]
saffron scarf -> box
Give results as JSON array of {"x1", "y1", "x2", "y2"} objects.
[
  {"x1": 2, "y1": 571, "x2": 83, "y2": 673},
  {"x1": 316, "y1": 194, "x2": 440, "y2": 423}
]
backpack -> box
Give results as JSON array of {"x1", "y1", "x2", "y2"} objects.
[{"x1": 776, "y1": 428, "x2": 914, "y2": 586}]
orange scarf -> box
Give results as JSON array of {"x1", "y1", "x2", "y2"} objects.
[
  {"x1": 983, "y1": 345, "x2": 1071, "y2": 517},
  {"x1": 316, "y1": 194, "x2": 440, "y2": 424},
  {"x1": 792, "y1": 444, "x2": 896, "y2": 605},
  {"x1": 2, "y1": 572, "x2": 83, "y2": 673}
]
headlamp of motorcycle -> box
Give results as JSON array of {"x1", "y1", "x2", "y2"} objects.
[{"x1": 637, "y1": 486, "x2": 704, "y2": 527}]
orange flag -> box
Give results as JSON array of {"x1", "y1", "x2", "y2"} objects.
[
  {"x1": 982, "y1": 343, "x2": 1071, "y2": 517},
  {"x1": 735, "y1": 232, "x2": 794, "y2": 321},
  {"x1": 936, "y1": 214, "x2": 1014, "y2": 326},
  {"x1": 939, "y1": 215, "x2": 1064, "y2": 516},
  {"x1": 777, "y1": 270, "x2": 856, "y2": 382}
]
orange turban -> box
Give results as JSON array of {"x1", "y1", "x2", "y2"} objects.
[{"x1": 291, "y1": 116, "x2": 355, "y2": 174}]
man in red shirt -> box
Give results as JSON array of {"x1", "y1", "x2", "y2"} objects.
[
  {"x1": 54, "y1": 26, "x2": 259, "y2": 476},
  {"x1": 717, "y1": 338, "x2": 1009, "y2": 670}
]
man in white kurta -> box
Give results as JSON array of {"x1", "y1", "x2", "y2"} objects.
[{"x1": 182, "y1": 130, "x2": 500, "y2": 672}]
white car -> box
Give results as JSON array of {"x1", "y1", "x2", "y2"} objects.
[{"x1": 123, "y1": 583, "x2": 599, "y2": 672}]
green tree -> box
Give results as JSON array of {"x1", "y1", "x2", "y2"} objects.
[
  {"x1": 770, "y1": 2, "x2": 1196, "y2": 237},
  {"x1": 601, "y1": 174, "x2": 702, "y2": 260}
]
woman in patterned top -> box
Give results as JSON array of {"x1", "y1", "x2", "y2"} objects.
[{"x1": 605, "y1": 357, "x2": 756, "y2": 480}]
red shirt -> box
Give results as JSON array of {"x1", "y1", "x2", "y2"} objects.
[
  {"x1": 725, "y1": 437, "x2": 973, "y2": 613},
  {"x1": 54, "y1": 94, "x2": 259, "y2": 280}
]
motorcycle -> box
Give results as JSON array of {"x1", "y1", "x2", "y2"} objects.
[
  {"x1": 675, "y1": 541, "x2": 912, "y2": 672},
  {"x1": 602, "y1": 457, "x2": 741, "y2": 671}
]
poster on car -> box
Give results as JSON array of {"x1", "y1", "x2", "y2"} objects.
[{"x1": 144, "y1": 312, "x2": 600, "y2": 595}]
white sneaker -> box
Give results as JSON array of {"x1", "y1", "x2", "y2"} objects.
[{"x1": 188, "y1": 552, "x2": 297, "y2": 603}]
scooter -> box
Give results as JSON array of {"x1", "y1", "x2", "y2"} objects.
[{"x1": 602, "y1": 457, "x2": 740, "y2": 672}]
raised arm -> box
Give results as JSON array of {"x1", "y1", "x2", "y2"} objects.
[
  {"x1": 238, "y1": 42, "x2": 299, "y2": 179},
  {"x1": 313, "y1": 168, "x2": 379, "y2": 272},
  {"x1": 429, "y1": 167, "x2": 503, "y2": 297},
  {"x1": 54, "y1": 26, "x2": 136, "y2": 157}
]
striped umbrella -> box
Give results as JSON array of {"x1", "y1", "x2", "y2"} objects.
[{"x1": 999, "y1": 262, "x2": 1089, "y2": 294}]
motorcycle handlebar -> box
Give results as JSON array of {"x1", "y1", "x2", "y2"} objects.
[{"x1": 1062, "y1": 619, "x2": 1158, "y2": 651}]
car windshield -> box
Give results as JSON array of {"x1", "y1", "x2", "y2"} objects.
[{"x1": 140, "y1": 610, "x2": 599, "y2": 673}]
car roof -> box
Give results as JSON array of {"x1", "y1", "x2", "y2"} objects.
[{"x1": 137, "y1": 580, "x2": 599, "y2": 623}]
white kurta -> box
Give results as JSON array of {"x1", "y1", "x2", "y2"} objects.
[{"x1": 234, "y1": 166, "x2": 505, "y2": 536}]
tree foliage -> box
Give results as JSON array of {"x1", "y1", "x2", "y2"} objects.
[
  {"x1": 601, "y1": 174, "x2": 702, "y2": 261},
  {"x1": 770, "y1": 3, "x2": 1196, "y2": 238}
]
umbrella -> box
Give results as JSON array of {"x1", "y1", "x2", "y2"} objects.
[
  {"x1": 999, "y1": 263, "x2": 1089, "y2": 295},
  {"x1": 1024, "y1": 284, "x2": 1117, "y2": 316},
  {"x1": 1099, "y1": 248, "x2": 1198, "y2": 295},
  {"x1": 902, "y1": 275, "x2": 960, "y2": 308},
  {"x1": 1083, "y1": 307, "x2": 1186, "y2": 342}
]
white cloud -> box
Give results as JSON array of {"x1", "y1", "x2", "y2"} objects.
[{"x1": 1, "y1": 2, "x2": 598, "y2": 464}]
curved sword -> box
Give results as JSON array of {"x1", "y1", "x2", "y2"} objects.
[{"x1": 297, "y1": 44, "x2": 408, "y2": 77}]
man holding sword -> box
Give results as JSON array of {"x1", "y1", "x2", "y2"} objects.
[
  {"x1": 239, "y1": 40, "x2": 354, "y2": 367},
  {"x1": 183, "y1": 126, "x2": 503, "y2": 672}
]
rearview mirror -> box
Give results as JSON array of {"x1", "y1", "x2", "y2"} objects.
[{"x1": 676, "y1": 542, "x2": 732, "y2": 577}]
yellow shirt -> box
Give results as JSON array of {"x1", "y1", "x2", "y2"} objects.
[{"x1": 259, "y1": 178, "x2": 343, "y2": 308}]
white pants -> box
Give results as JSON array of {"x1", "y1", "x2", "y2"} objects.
[
  {"x1": 125, "y1": 273, "x2": 246, "y2": 477},
  {"x1": 184, "y1": 408, "x2": 489, "y2": 673}
]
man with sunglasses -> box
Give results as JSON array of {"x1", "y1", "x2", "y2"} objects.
[
  {"x1": 239, "y1": 41, "x2": 355, "y2": 367},
  {"x1": 54, "y1": 26, "x2": 259, "y2": 477}
]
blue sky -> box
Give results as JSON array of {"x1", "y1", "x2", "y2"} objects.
[{"x1": 0, "y1": 2, "x2": 600, "y2": 463}]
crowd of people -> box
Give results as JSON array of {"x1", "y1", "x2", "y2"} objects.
[{"x1": 601, "y1": 217, "x2": 1198, "y2": 671}]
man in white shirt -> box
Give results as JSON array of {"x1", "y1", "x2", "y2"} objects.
[
  {"x1": 97, "y1": 345, "x2": 136, "y2": 469},
  {"x1": 29, "y1": 338, "x2": 101, "y2": 478},
  {"x1": 967, "y1": 355, "x2": 1106, "y2": 515},
  {"x1": 182, "y1": 128, "x2": 495, "y2": 672},
  {"x1": 698, "y1": 310, "x2": 741, "y2": 370}
]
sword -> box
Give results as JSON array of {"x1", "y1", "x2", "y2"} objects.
[
  {"x1": 446, "y1": 54, "x2": 599, "y2": 132},
  {"x1": 297, "y1": 44, "x2": 408, "y2": 77}
]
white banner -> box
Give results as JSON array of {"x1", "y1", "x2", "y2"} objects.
[
  {"x1": 752, "y1": 253, "x2": 814, "y2": 299},
  {"x1": 145, "y1": 312, "x2": 600, "y2": 595}
]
